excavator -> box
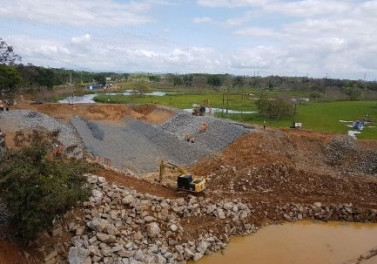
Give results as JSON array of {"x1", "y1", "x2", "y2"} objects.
[
  {"x1": 192, "y1": 99, "x2": 211, "y2": 116},
  {"x1": 158, "y1": 160, "x2": 206, "y2": 193}
]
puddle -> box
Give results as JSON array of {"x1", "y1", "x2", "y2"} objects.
[
  {"x1": 197, "y1": 221, "x2": 377, "y2": 264},
  {"x1": 58, "y1": 90, "x2": 168, "y2": 104}
]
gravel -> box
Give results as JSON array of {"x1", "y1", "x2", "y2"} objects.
[
  {"x1": 0, "y1": 110, "x2": 83, "y2": 158},
  {"x1": 72, "y1": 111, "x2": 252, "y2": 172},
  {"x1": 161, "y1": 112, "x2": 250, "y2": 151}
]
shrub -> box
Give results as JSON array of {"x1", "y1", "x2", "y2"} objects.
[
  {"x1": 256, "y1": 95, "x2": 294, "y2": 120},
  {"x1": 0, "y1": 143, "x2": 90, "y2": 241}
]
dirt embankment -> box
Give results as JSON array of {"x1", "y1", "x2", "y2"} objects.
[
  {"x1": 13, "y1": 103, "x2": 174, "y2": 124},
  {"x1": 190, "y1": 129, "x2": 377, "y2": 208}
]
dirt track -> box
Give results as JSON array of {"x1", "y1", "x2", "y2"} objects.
[{"x1": 1, "y1": 103, "x2": 377, "y2": 263}]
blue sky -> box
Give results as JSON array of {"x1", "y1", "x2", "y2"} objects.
[{"x1": 1, "y1": 0, "x2": 377, "y2": 80}]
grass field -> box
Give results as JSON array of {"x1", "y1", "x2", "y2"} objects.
[
  {"x1": 84, "y1": 91, "x2": 377, "y2": 140},
  {"x1": 221, "y1": 101, "x2": 377, "y2": 140},
  {"x1": 94, "y1": 93, "x2": 258, "y2": 111}
]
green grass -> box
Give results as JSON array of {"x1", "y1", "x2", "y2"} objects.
[
  {"x1": 54, "y1": 87, "x2": 377, "y2": 140},
  {"x1": 94, "y1": 93, "x2": 257, "y2": 111},
  {"x1": 220, "y1": 101, "x2": 377, "y2": 140}
]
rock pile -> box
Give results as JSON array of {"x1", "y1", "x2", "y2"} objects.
[
  {"x1": 65, "y1": 174, "x2": 252, "y2": 264},
  {"x1": 276, "y1": 202, "x2": 377, "y2": 223},
  {"x1": 9, "y1": 174, "x2": 377, "y2": 264},
  {"x1": 0, "y1": 110, "x2": 83, "y2": 158}
]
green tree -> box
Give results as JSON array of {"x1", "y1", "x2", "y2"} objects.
[
  {"x1": 344, "y1": 85, "x2": 362, "y2": 101},
  {"x1": 207, "y1": 75, "x2": 223, "y2": 87},
  {"x1": 37, "y1": 68, "x2": 54, "y2": 89},
  {"x1": 133, "y1": 81, "x2": 150, "y2": 97},
  {"x1": 148, "y1": 75, "x2": 160, "y2": 82},
  {"x1": 0, "y1": 64, "x2": 22, "y2": 94},
  {"x1": 0, "y1": 38, "x2": 21, "y2": 65},
  {"x1": 232, "y1": 76, "x2": 244, "y2": 87},
  {"x1": 94, "y1": 74, "x2": 106, "y2": 85},
  {"x1": 256, "y1": 95, "x2": 294, "y2": 120},
  {"x1": 183, "y1": 75, "x2": 193, "y2": 87},
  {"x1": 173, "y1": 76, "x2": 183, "y2": 86},
  {"x1": 0, "y1": 143, "x2": 90, "y2": 241}
]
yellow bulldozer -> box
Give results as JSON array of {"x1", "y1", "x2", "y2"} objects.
[{"x1": 158, "y1": 160, "x2": 206, "y2": 193}]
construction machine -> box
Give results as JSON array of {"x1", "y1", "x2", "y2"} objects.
[
  {"x1": 159, "y1": 160, "x2": 206, "y2": 193},
  {"x1": 192, "y1": 99, "x2": 211, "y2": 116}
]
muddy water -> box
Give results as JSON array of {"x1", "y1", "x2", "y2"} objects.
[{"x1": 198, "y1": 221, "x2": 377, "y2": 264}]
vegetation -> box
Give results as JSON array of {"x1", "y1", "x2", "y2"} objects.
[
  {"x1": 0, "y1": 143, "x2": 91, "y2": 241},
  {"x1": 132, "y1": 81, "x2": 151, "y2": 97},
  {"x1": 94, "y1": 92, "x2": 257, "y2": 112},
  {"x1": 0, "y1": 64, "x2": 22, "y2": 94},
  {"x1": 256, "y1": 95, "x2": 294, "y2": 120},
  {"x1": 343, "y1": 85, "x2": 362, "y2": 101},
  {"x1": 0, "y1": 38, "x2": 21, "y2": 65},
  {"x1": 220, "y1": 101, "x2": 377, "y2": 140}
]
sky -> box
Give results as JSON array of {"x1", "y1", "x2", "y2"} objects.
[{"x1": 1, "y1": 0, "x2": 377, "y2": 80}]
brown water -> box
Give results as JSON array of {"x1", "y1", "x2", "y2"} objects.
[{"x1": 198, "y1": 221, "x2": 377, "y2": 264}]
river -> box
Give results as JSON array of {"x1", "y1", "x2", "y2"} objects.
[{"x1": 197, "y1": 221, "x2": 377, "y2": 264}]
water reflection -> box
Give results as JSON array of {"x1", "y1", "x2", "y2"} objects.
[{"x1": 58, "y1": 90, "x2": 167, "y2": 104}]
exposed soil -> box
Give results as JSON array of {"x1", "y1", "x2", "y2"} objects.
[
  {"x1": 13, "y1": 102, "x2": 174, "y2": 124},
  {"x1": 0, "y1": 238, "x2": 28, "y2": 264},
  {"x1": 190, "y1": 130, "x2": 377, "y2": 208}
]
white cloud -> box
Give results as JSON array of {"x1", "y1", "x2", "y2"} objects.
[
  {"x1": 71, "y1": 34, "x2": 91, "y2": 44},
  {"x1": 235, "y1": 27, "x2": 285, "y2": 39},
  {"x1": 197, "y1": 0, "x2": 271, "y2": 8},
  {"x1": 0, "y1": 0, "x2": 168, "y2": 27},
  {"x1": 225, "y1": 11, "x2": 256, "y2": 26},
  {"x1": 7, "y1": 33, "x2": 227, "y2": 73},
  {"x1": 265, "y1": 0, "x2": 352, "y2": 17},
  {"x1": 193, "y1": 17, "x2": 214, "y2": 23},
  {"x1": 2, "y1": 0, "x2": 377, "y2": 79}
]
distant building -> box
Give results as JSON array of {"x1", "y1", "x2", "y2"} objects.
[{"x1": 87, "y1": 84, "x2": 103, "y2": 90}]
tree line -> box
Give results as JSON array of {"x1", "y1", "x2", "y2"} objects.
[{"x1": 1, "y1": 38, "x2": 377, "y2": 98}]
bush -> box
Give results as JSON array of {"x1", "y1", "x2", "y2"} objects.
[
  {"x1": 0, "y1": 143, "x2": 90, "y2": 241},
  {"x1": 256, "y1": 95, "x2": 294, "y2": 120}
]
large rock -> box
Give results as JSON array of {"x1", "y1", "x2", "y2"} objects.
[
  {"x1": 87, "y1": 217, "x2": 109, "y2": 232},
  {"x1": 216, "y1": 208, "x2": 226, "y2": 219},
  {"x1": 169, "y1": 224, "x2": 178, "y2": 232},
  {"x1": 223, "y1": 202, "x2": 234, "y2": 211},
  {"x1": 206, "y1": 205, "x2": 217, "y2": 214},
  {"x1": 193, "y1": 252, "x2": 204, "y2": 262},
  {"x1": 147, "y1": 222, "x2": 161, "y2": 238},
  {"x1": 68, "y1": 246, "x2": 89, "y2": 264},
  {"x1": 106, "y1": 224, "x2": 120, "y2": 236},
  {"x1": 144, "y1": 216, "x2": 156, "y2": 223},
  {"x1": 122, "y1": 194, "x2": 135, "y2": 205}
]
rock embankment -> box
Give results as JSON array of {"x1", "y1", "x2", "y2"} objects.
[
  {"x1": 66, "y1": 174, "x2": 252, "y2": 264},
  {"x1": 47, "y1": 175, "x2": 376, "y2": 264}
]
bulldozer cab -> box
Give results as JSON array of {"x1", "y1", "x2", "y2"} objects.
[{"x1": 159, "y1": 160, "x2": 206, "y2": 193}]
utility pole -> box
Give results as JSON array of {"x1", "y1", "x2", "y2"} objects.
[
  {"x1": 226, "y1": 87, "x2": 229, "y2": 115},
  {"x1": 323, "y1": 73, "x2": 329, "y2": 100},
  {"x1": 291, "y1": 102, "x2": 298, "y2": 128},
  {"x1": 222, "y1": 92, "x2": 225, "y2": 117}
]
